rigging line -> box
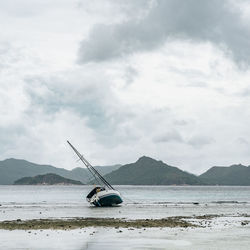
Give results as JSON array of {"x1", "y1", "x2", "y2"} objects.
[
  {"x1": 88, "y1": 164, "x2": 114, "y2": 190},
  {"x1": 78, "y1": 152, "x2": 110, "y2": 186},
  {"x1": 75, "y1": 155, "x2": 93, "y2": 185},
  {"x1": 67, "y1": 141, "x2": 101, "y2": 186},
  {"x1": 77, "y1": 154, "x2": 101, "y2": 186},
  {"x1": 78, "y1": 154, "x2": 102, "y2": 186},
  {"x1": 84, "y1": 161, "x2": 95, "y2": 185},
  {"x1": 78, "y1": 152, "x2": 114, "y2": 190},
  {"x1": 120, "y1": 194, "x2": 139, "y2": 205},
  {"x1": 67, "y1": 140, "x2": 114, "y2": 190},
  {"x1": 68, "y1": 142, "x2": 102, "y2": 186}
]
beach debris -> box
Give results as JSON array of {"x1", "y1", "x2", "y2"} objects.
[{"x1": 241, "y1": 221, "x2": 249, "y2": 226}]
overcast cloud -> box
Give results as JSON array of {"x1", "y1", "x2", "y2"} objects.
[
  {"x1": 78, "y1": 0, "x2": 250, "y2": 66},
  {"x1": 1, "y1": 0, "x2": 250, "y2": 174}
]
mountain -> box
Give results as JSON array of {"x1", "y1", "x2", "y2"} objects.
[
  {"x1": 14, "y1": 173, "x2": 83, "y2": 185},
  {"x1": 95, "y1": 165, "x2": 121, "y2": 176},
  {"x1": 199, "y1": 164, "x2": 250, "y2": 185},
  {"x1": 0, "y1": 158, "x2": 120, "y2": 185},
  {"x1": 2, "y1": 157, "x2": 250, "y2": 186},
  {"x1": 104, "y1": 156, "x2": 204, "y2": 185}
]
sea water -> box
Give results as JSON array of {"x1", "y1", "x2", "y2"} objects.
[{"x1": 0, "y1": 185, "x2": 249, "y2": 221}]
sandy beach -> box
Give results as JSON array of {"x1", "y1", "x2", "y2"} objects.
[{"x1": 0, "y1": 214, "x2": 250, "y2": 250}]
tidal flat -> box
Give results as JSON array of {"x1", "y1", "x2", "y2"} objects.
[
  {"x1": 0, "y1": 214, "x2": 250, "y2": 250},
  {"x1": 0, "y1": 216, "x2": 196, "y2": 230},
  {"x1": 1, "y1": 186, "x2": 250, "y2": 249},
  {"x1": 0, "y1": 214, "x2": 249, "y2": 231}
]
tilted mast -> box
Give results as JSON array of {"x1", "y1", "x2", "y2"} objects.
[{"x1": 67, "y1": 141, "x2": 114, "y2": 190}]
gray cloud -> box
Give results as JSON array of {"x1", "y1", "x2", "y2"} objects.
[
  {"x1": 123, "y1": 66, "x2": 138, "y2": 85},
  {"x1": 238, "y1": 87, "x2": 250, "y2": 97},
  {"x1": 23, "y1": 71, "x2": 137, "y2": 148},
  {"x1": 153, "y1": 130, "x2": 183, "y2": 143},
  {"x1": 188, "y1": 135, "x2": 214, "y2": 148},
  {"x1": 0, "y1": 43, "x2": 22, "y2": 71},
  {"x1": 25, "y1": 75, "x2": 111, "y2": 124},
  {"x1": 78, "y1": 0, "x2": 150, "y2": 21},
  {"x1": 173, "y1": 120, "x2": 188, "y2": 126},
  {"x1": 78, "y1": 0, "x2": 250, "y2": 65},
  {"x1": 237, "y1": 137, "x2": 249, "y2": 145}
]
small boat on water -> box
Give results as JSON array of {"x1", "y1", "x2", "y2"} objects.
[{"x1": 67, "y1": 141, "x2": 123, "y2": 207}]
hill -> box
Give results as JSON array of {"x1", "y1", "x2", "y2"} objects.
[
  {"x1": 199, "y1": 164, "x2": 250, "y2": 185},
  {"x1": 2, "y1": 157, "x2": 250, "y2": 186},
  {"x1": 104, "y1": 156, "x2": 204, "y2": 185},
  {"x1": 95, "y1": 165, "x2": 121, "y2": 176},
  {"x1": 14, "y1": 173, "x2": 83, "y2": 185},
  {"x1": 0, "y1": 158, "x2": 121, "y2": 185}
]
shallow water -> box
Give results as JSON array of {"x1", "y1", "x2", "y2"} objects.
[{"x1": 0, "y1": 185, "x2": 249, "y2": 221}]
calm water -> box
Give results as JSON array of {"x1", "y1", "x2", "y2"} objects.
[{"x1": 0, "y1": 185, "x2": 249, "y2": 220}]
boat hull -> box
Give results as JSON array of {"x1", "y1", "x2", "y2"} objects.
[
  {"x1": 93, "y1": 194, "x2": 123, "y2": 207},
  {"x1": 89, "y1": 189, "x2": 123, "y2": 207}
]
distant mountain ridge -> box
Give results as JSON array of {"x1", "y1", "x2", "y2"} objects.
[
  {"x1": 199, "y1": 164, "x2": 250, "y2": 185},
  {"x1": 0, "y1": 158, "x2": 121, "y2": 185},
  {"x1": 104, "y1": 156, "x2": 204, "y2": 185},
  {"x1": 1, "y1": 157, "x2": 250, "y2": 185},
  {"x1": 14, "y1": 173, "x2": 83, "y2": 185}
]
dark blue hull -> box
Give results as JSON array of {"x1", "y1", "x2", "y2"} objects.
[{"x1": 93, "y1": 194, "x2": 123, "y2": 207}]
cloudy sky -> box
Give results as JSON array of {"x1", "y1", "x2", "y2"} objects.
[{"x1": 1, "y1": 0, "x2": 250, "y2": 174}]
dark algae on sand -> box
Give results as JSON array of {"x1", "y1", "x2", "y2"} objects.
[{"x1": 0, "y1": 217, "x2": 195, "y2": 230}]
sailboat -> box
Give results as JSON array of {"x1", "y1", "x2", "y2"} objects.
[{"x1": 67, "y1": 141, "x2": 123, "y2": 207}]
